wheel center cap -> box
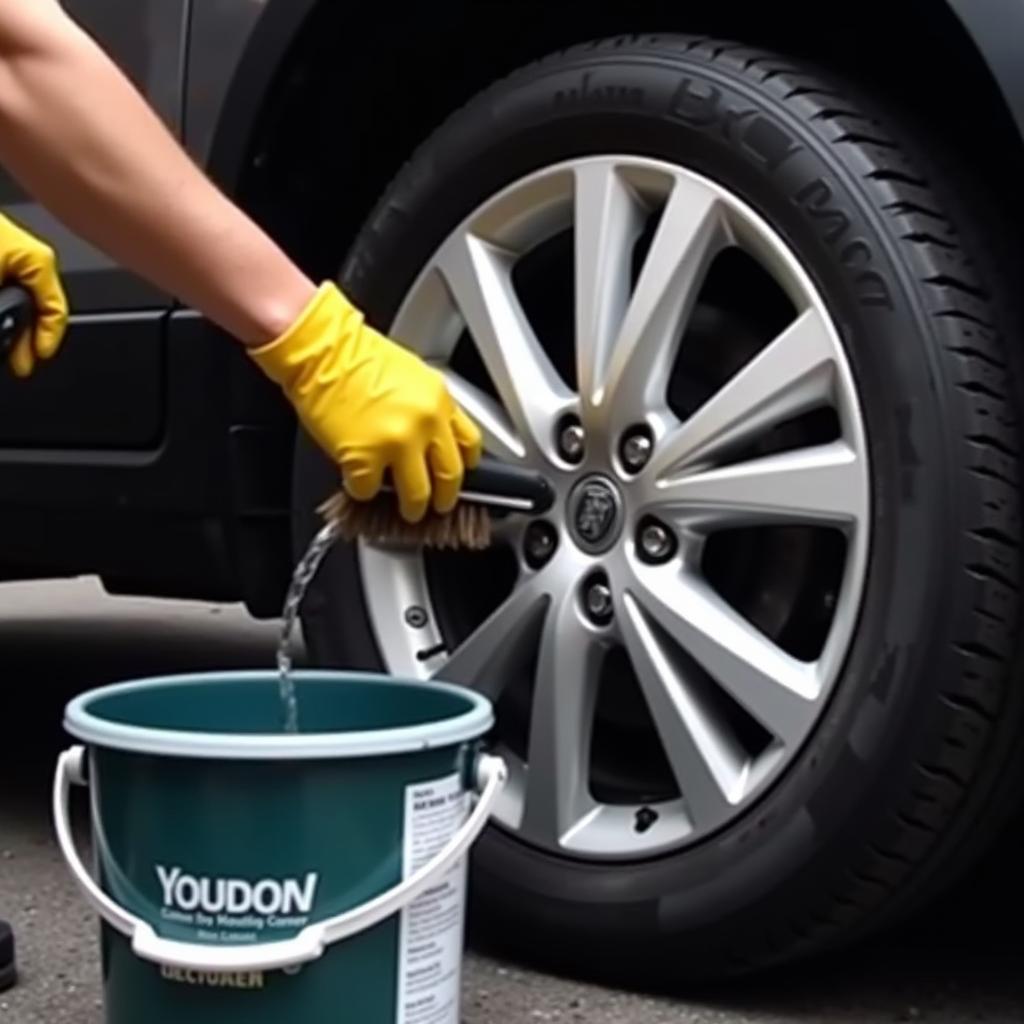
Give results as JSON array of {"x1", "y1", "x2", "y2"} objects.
[{"x1": 567, "y1": 476, "x2": 624, "y2": 554}]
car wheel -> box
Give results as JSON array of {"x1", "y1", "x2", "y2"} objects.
[{"x1": 293, "y1": 35, "x2": 1024, "y2": 979}]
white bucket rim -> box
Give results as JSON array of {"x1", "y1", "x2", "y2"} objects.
[{"x1": 64, "y1": 670, "x2": 494, "y2": 760}]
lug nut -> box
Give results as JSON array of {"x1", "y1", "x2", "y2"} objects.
[
  {"x1": 641, "y1": 523, "x2": 671, "y2": 557},
  {"x1": 584, "y1": 578, "x2": 614, "y2": 625},
  {"x1": 524, "y1": 522, "x2": 558, "y2": 568},
  {"x1": 620, "y1": 427, "x2": 653, "y2": 473},
  {"x1": 638, "y1": 519, "x2": 677, "y2": 564},
  {"x1": 557, "y1": 420, "x2": 586, "y2": 464}
]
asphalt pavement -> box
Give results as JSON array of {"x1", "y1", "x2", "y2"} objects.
[{"x1": 0, "y1": 577, "x2": 1022, "y2": 1023}]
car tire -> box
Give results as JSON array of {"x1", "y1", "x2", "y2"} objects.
[{"x1": 293, "y1": 35, "x2": 1024, "y2": 980}]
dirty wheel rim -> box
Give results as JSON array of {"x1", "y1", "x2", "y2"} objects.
[{"x1": 355, "y1": 156, "x2": 870, "y2": 861}]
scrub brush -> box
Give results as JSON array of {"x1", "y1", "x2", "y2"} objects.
[{"x1": 319, "y1": 455, "x2": 555, "y2": 550}]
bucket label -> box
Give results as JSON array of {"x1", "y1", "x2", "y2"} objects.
[
  {"x1": 154, "y1": 864, "x2": 319, "y2": 942},
  {"x1": 396, "y1": 773, "x2": 469, "y2": 1024}
]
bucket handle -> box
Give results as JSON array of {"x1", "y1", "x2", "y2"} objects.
[{"x1": 53, "y1": 745, "x2": 507, "y2": 973}]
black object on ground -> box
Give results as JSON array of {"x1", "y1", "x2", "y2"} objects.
[{"x1": 0, "y1": 918, "x2": 17, "y2": 993}]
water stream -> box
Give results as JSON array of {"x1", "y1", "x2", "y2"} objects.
[{"x1": 276, "y1": 518, "x2": 340, "y2": 733}]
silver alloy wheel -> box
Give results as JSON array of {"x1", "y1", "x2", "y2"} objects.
[{"x1": 358, "y1": 156, "x2": 870, "y2": 861}]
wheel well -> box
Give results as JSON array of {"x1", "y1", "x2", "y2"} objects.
[
  {"x1": 232, "y1": 0, "x2": 1024, "y2": 286},
  {"x1": 221, "y1": 0, "x2": 1024, "y2": 615}
]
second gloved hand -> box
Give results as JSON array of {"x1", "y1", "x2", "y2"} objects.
[
  {"x1": 0, "y1": 213, "x2": 69, "y2": 378},
  {"x1": 249, "y1": 281, "x2": 483, "y2": 523}
]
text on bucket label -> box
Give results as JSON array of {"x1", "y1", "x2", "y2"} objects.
[
  {"x1": 154, "y1": 864, "x2": 319, "y2": 940},
  {"x1": 396, "y1": 773, "x2": 469, "y2": 1024}
]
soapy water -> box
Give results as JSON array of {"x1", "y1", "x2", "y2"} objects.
[{"x1": 276, "y1": 518, "x2": 341, "y2": 733}]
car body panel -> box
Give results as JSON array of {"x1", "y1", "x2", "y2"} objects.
[
  {"x1": 184, "y1": 0, "x2": 270, "y2": 165},
  {"x1": 185, "y1": 0, "x2": 318, "y2": 185},
  {"x1": 0, "y1": 0, "x2": 188, "y2": 451},
  {"x1": 947, "y1": 0, "x2": 1024, "y2": 138},
  {"x1": 0, "y1": 0, "x2": 186, "y2": 312}
]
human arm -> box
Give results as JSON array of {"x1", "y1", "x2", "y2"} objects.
[
  {"x1": 0, "y1": 0, "x2": 481, "y2": 519},
  {"x1": 0, "y1": 0, "x2": 314, "y2": 351}
]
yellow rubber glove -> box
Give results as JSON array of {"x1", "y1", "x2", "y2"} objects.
[
  {"x1": 249, "y1": 281, "x2": 483, "y2": 523},
  {"x1": 0, "y1": 212, "x2": 69, "y2": 378}
]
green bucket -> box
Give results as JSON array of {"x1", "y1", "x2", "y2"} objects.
[{"x1": 53, "y1": 670, "x2": 506, "y2": 1024}]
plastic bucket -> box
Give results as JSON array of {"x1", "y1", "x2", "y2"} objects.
[{"x1": 53, "y1": 670, "x2": 506, "y2": 1024}]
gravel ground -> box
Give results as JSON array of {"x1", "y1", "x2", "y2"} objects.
[{"x1": 1, "y1": 578, "x2": 1022, "y2": 1023}]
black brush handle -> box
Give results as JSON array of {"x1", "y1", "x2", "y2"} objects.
[
  {"x1": 0, "y1": 284, "x2": 33, "y2": 358},
  {"x1": 380, "y1": 454, "x2": 555, "y2": 514},
  {"x1": 461, "y1": 456, "x2": 555, "y2": 514}
]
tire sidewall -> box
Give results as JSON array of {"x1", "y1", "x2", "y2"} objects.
[{"x1": 295, "y1": 44, "x2": 965, "y2": 957}]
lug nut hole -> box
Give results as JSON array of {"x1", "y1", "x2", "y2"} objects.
[{"x1": 524, "y1": 521, "x2": 558, "y2": 569}]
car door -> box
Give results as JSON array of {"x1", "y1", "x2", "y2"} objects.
[{"x1": 0, "y1": 0, "x2": 187, "y2": 449}]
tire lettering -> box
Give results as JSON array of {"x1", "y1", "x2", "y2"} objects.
[
  {"x1": 670, "y1": 73, "x2": 894, "y2": 312},
  {"x1": 795, "y1": 179, "x2": 895, "y2": 311},
  {"x1": 795, "y1": 180, "x2": 851, "y2": 244},
  {"x1": 553, "y1": 71, "x2": 644, "y2": 108},
  {"x1": 671, "y1": 78, "x2": 800, "y2": 171},
  {"x1": 668, "y1": 77, "x2": 722, "y2": 127},
  {"x1": 841, "y1": 240, "x2": 872, "y2": 268},
  {"x1": 852, "y1": 270, "x2": 895, "y2": 309},
  {"x1": 739, "y1": 115, "x2": 802, "y2": 173}
]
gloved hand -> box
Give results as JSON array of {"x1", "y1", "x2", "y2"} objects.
[
  {"x1": 0, "y1": 213, "x2": 69, "y2": 378},
  {"x1": 249, "y1": 281, "x2": 483, "y2": 523}
]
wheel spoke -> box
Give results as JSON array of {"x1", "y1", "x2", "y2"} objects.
[
  {"x1": 647, "y1": 307, "x2": 838, "y2": 478},
  {"x1": 620, "y1": 592, "x2": 742, "y2": 827},
  {"x1": 434, "y1": 574, "x2": 550, "y2": 701},
  {"x1": 436, "y1": 231, "x2": 575, "y2": 456},
  {"x1": 628, "y1": 568, "x2": 819, "y2": 745},
  {"x1": 650, "y1": 441, "x2": 864, "y2": 529},
  {"x1": 521, "y1": 590, "x2": 603, "y2": 846},
  {"x1": 573, "y1": 161, "x2": 647, "y2": 418},
  {"x1": 598, "y1": 176, "x2": 729, "y2": 420},
  {"x1": 441, "y1": 371, "x2": 526, "y2": 462}
]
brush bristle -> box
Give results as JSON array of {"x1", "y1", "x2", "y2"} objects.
[{"x1": 318, "y1": 490, "x2": 493, "y2": 550}]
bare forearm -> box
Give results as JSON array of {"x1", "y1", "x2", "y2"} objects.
[{"x1": 0, "y1": 1, "x2": 315, "y2": 345}]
